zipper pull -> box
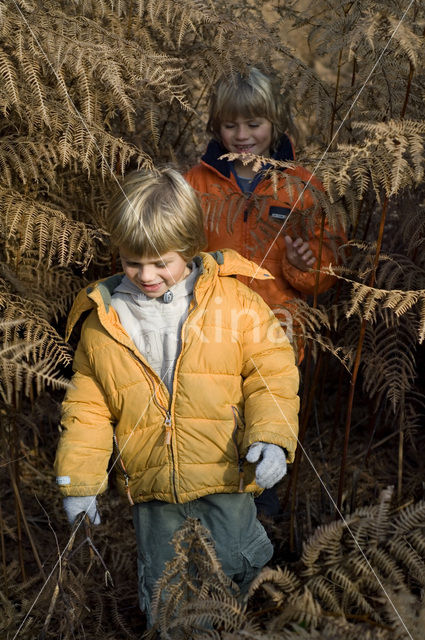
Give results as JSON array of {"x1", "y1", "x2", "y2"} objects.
[{"x1": 164, "y1": 412, "x2": 172, "y2": 445}]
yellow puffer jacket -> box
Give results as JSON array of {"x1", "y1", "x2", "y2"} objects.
[{"x1": 54, "y1": 250, "x2": 299, "y2": 504}]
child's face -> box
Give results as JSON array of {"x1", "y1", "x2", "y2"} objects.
[
  {"x1": 219, "y1": 116, "x2": 273, "y2": 157},
  {"x1": 119, "y1": 247, "x2": 190, "y2": 298}
]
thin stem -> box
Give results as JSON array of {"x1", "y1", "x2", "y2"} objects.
[
  {"x1": 10, "y1": 472, "x2": 46, "y2": 579},
  {"x1": 42, "y1": 518, "x2": 81, "y2": 636},
  {"x1": 0, "y1": 499, "x2": 8, "y2": 596},
  {"x1": 329, "y1": 48, "x2": 344, "y2": 144},
  {"x1": 337, "y1": 196, "x2": 389, "y2": 512},
  {"x1": 286, "y1": 210, "x2": 332, "y2": 547},
  {"x1": 329, "y1": 363, "x2": 345, "y2": 454},
  {"x1": 350, "y1": 55, "x2": 357, "y2": 87},
  {"x1": 11, "y1": 399, "x2": 26, "y2": 582},
  {"x1": 126, "y1": 0, "x2": 135, "y2": 39},
  {"x1": 287, "y1": 344, "x2": 325, "y2": 551},
  {"x1": 337, "y1": 317, "x2": 367, "y2": 511},
  {"x1": 313, "y1": 211, "x2": 326, "y2": 309},
  {"x1": 397, "y1": 424, "x2": 404, "y2": 503}
]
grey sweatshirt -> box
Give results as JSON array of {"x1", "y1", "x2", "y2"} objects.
[{"x1": 111, "y1": 264, "x2": 199, "y2": 394}]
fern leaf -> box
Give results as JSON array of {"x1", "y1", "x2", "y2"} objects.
[{"x1": 0, "y1": 48, "x2": 19, "y2": 107}]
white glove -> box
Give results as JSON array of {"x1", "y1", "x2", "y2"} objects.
[
  {"x1": 246, "y1": 442, "x2": 287, "y2": 489},
  {"x1": 63, "y1": 495, "x2": 101, "y2": 526}
]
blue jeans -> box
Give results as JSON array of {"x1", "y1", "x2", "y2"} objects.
[{"x1": 132, "y1": 492, "x2": 274, "y2": 626}]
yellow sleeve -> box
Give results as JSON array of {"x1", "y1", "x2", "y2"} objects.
[
  {"x1": 240, "y1": 290, "x2": 300, "y2": 463},
  {"x1": 54, "y1": 340, "x2": 115, "y2": 496}
]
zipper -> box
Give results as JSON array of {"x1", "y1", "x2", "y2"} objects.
[
  {"x1": 163, "y1": 295, "x2": 200, "y2": 501},
  {"x1": 164, "y1": 410, "x2": 178, "y2": 502},
  {"x1": 118, "y1": 283, "x2": 200, "y2": 504},
  {"x1": 126, "y1": 349, "x2": 178, "y2": 501}
]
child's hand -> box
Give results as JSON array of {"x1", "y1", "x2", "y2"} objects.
[
  {"x1": 63, "y1": 495, "x2": 101, "y2": 526},
  {"x1": 284, "y1": 235, "x2": 316, "y2": 271},
  {"x1": 246, "y1": 442, "x2": 287, "y2": 488}
]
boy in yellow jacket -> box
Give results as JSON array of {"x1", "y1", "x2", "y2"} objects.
[{"x1": 54, "y1": 167, "x2": 299, "y2": 626}]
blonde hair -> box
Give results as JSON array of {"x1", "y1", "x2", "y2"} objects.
[
  {"x1": 207, "y1": 67, "x2": 293, "y2": 151},
  {"x1": 108, "y1": 167, "x2": 206, "y2": 261}
]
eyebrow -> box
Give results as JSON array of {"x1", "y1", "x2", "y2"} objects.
[{"x1": 121, "y1": 255, "x2": 169, "y2": 264}]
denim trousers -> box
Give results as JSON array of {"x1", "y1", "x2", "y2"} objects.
[{"x1": 132, "y1": 492, "x2": 274, "y2": 626}]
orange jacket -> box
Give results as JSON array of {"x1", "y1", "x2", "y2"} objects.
[{"x1": 185, "y1": 135, "x2": 340, "y2": 319}]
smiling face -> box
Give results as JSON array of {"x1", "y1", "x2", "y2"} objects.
[
  {"x1": 119, "y1": 247, "x2": 190, "y2": 298},
  {"x1": 219, "y1": 116, "x2": 273, "y2": 158}
]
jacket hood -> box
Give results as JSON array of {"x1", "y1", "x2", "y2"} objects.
[
  {"x1": 65, "y1": 250, "x2": 273, "y2": 340},
  {"x1": 201, "y1": 134, "x2": 295, "y2": 179}
]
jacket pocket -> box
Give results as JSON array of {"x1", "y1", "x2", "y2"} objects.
[
  {"x1": 241, "y1": 522, "x2": 274, "y2": 568},
  {"x1": 231, "y1": 405, "x2": 245, "y2": 492},
  {"x1": 234, "y1": 521, "x2": 274, "y2": 592}
]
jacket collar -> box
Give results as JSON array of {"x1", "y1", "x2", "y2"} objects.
[
  {"x1": 192, "y1": 249, "x2": 273, "y2": 304},
  {"x1": 65, "y1": 251, "x2": 273, "y2": 340},
  {"x1": 201, "y1": 134, "x2": 295, "y2": 179},
  {"x1": 199, "y1": 249, "x2": 273, "y2": 279},
  {"x1": 65, "y1": 273, "x2": 124, "y2": 340}
]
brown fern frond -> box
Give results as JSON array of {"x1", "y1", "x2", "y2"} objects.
[
  {"x1": 346, "y1": 9, "x2": 423, "y2": 69},
  {"x1": 107, "y1": 591, "x2": 138, "y2": 639},
  {"x1": 307, "y1": 575, "x2": 343, "y2": 614},
  {"x1": 0, "y1": 189, "x2": 98, "y2": 268},
  {"x1": 326, "y1": 265, "x2": 425, "y2": 341},
  {"x1": 75, "y1": 58, "x2": 95, "y2": 124},
  {"x1": 98, "y1": 58, "x2": 136, "y2": 130},
  {"x1": 387, "y1": 536, "x2": 425, "y2": 587},
  {"x1": 0, "y1": 293, "x2": 72, "y2": 367},
  {"x1": 375, "y1": 254, "x2": 425, "y2": 291},
  {"x1": 0, "y1": 47, "x2": 20, "y2": 109},
  {"x1": 365, "y1": 485, "x2": 393, "y2": 548},
  {"x1": 0, "y1": 336, "x2": 69, "y2": 404},
  {"x1": 143, "y1": 106, "x2": 160, "y2": 150},
  {"x1": 317, "y1": 120, "x2": 425, "y2": 203},
  {"x1": 407, "y1": 530, "x2": 425, "y2": 563},
  {"x1": 20, "y1": 55, "x2": 50, "y2": 126},
  {"x1": 278, "y1": 586, "x2": 322, "y2": 628},
  {"x1": 367, "y1": 547, "x2": 406, "y2": 586},
  {"x1": 301, "y1": 518, "x2": 347, "y2": 576},
  {"x1": 169, "y1": 597, "x2": 248, "y2": 635},
  {"x1": 0, "y1": 137, "x2": 56, "y2": 186},
  {"x1": 390, "y1": 500, "x2": 425, "y2": 536},
  {"x1": 362, "y1": 312, "x2": 417, "y2": 410},
  {"x1": 248, "y1": 565, "x2": 300, "y2": 602},
  {"x1": 151, "y1": 517, "x2": 245, "y2": 636},
  {"x1": 328, "y1": 566, "x2": 378, "y2": 619}
]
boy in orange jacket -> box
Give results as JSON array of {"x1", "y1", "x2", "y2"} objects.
[
  {"x1": 185, "y1": 67, "x2": 342, "y2": 353},
  {"x1": 55, "y1": 167, "x2": 299, "y2": 627},
  {"x1": 185, "y1": 67, "x2": 342, "y2": 516}
]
